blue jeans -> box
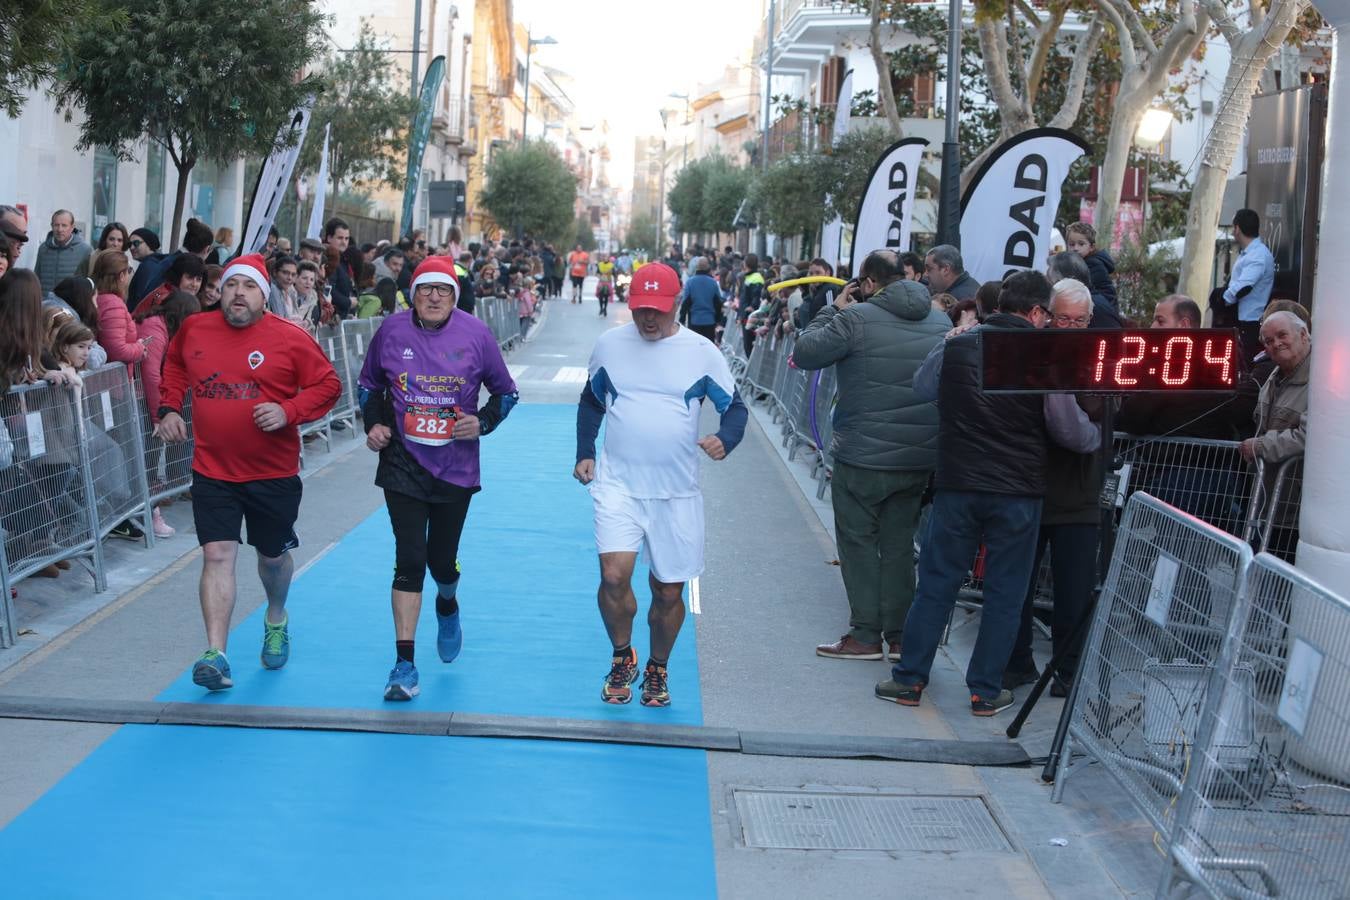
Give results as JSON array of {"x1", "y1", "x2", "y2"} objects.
[{"x1": 893, "y1": 490, "x2": 1043, "y2": 699}]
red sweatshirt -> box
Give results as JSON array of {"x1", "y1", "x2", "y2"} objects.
[{"x1": 158, "y1": 311, "x2": 342, "y2": 482}]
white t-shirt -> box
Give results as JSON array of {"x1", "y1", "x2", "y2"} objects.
[{"x1": 588, "y1": 324, "x2": 737, "y2": 499}]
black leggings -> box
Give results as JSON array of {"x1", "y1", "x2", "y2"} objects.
[{"x1": 385, "y1": 489, "x2": 470, "y2": 592}]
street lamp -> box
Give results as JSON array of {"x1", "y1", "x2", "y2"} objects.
[
  {"x1": 668, "y1": 92, "x2": 691, "y2": 171},
  {"x1": 1134, "y1": 107, "x2": 1174, "y2": 237},
  {"x1": 521, "y1": 30, "x2": 557, "y2": 144}
]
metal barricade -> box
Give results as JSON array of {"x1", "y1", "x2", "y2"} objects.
[
  {"x1": 145, "y1": 393, "x2": 195, "y2": 506},
  {"x1": 1113, "y1": 435, "x2": 1251, "y2": 539},
  {"x1": 79, "y1": 364, "x2": 153, "y2": 543},
  {"x1": 341, "y1": 318, "x2": 377, "y2": 415},
  {"x1": 1052, "y1": 492, "x2": 1254, "y2": 845},
  {"x1": 318, "y1": 326, "x2": 356, "y2": 427},
  {"x1": 812, "y1": 367, "x2": 837, "y2": 498},
  {"x1": 0, "y1": 380, "x2": 106, "y2": 629},
  {"x1": 781, "y1": 362, "x2": 815, "y2": 461},
  {"x1": 1245, "y1": 455, "x2": 1303, "y2": 561},
  {"x1": 1162, "y1": 553, "x2": 1350, "y2": 900}
]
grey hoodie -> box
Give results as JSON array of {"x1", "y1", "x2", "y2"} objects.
[{"x1": 793, "y1": 279, "x2": 950, "y2": 470}]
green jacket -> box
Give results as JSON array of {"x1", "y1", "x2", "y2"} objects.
[{"x1": 793, "y1": 279, "x2": 949, "y2": 470}]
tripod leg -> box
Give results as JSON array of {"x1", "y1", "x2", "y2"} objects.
[{"x1": 1006, "y1": 588, "x2": 1099, "y2": 739}]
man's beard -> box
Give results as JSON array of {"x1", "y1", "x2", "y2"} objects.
[{"x1": 223, "y1": 304, "x2": 264, "y2": 328}]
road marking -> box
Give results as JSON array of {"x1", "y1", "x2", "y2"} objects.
[
  {"x1": 295, "y1": 540, "x2": 339, "y2": 577},
  {"x1": 690, "y1": 577, "x2": 701, "y2": 614},
  {"x1": 507, "y1": 364, "x2": 527, "y2": 379},
  {"x1": 552, "y1": 366, "x2": 588, "y2": 384}
]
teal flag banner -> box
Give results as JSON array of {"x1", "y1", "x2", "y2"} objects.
[{"x1": 400, "y1": 55, "x2": 446, "y2": 238}]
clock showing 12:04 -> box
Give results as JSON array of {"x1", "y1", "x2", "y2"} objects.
[{"x1": 980, "y1": 329, "x2": 1241, "y2": 393}]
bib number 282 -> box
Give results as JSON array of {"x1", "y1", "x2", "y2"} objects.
[{"x1": 404, "y1": 406, "x2": 460, "y2": 446}]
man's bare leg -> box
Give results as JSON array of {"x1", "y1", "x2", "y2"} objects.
[
  {"x1": 200, "y1": 540, "x2": 240, "y2": 650},
  {"x1": 647, "y1": 572, "x2": 686, "y2": 663},
  {"x1": 597, "y1": 552, "x2": 639, "y2": 647}
]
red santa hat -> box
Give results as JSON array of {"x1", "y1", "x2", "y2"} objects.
[
  {"x1": 410, "y1": 256, "x2": 460, "y2": 300},
  {"x1": 220, "y1": 253, "x2": 271, "y2": 297}
]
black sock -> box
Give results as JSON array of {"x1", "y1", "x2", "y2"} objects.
[
  {"x1": 612, "y1": 643, "x2": 631, "y2": 659},
  {"x1": 648, "y1": 656, "x2": 668, "y2": 669},
  {"x1": 436, "y1": 594, "x2": 459, "y2": 617},
  {"x1": 396, "y1": 640, "x2": 415, "y2": 664}
]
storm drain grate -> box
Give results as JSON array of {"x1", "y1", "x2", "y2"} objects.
[{"x1": 732, "y1": 790, "x2": 1015, "y2": 853}]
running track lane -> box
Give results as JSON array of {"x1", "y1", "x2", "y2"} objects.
[{"x1": 0, "y1": 404, "x2": 718, "y2": 898}]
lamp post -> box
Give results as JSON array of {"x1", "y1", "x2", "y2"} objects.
[
  {"x1": 521, "y1": 30, "x2": 557, "y2": 144},
  {"x1": 1134, "y1": 107, "x2": 1174, "y2": 239},
  {"x1": 936, "y1": 0, "x2": 962, "y2": 247},
  {"x1": 658, "y1": 109, "x2": 670, "y2": 257},
  {"x1": 758, "y1": 0, "x2": 775, "y2": 257},
  {"x1": 668, "y1": 92, "x2": 691, "y2": 171}
]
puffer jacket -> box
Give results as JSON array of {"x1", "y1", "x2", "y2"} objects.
[
  {"x1": 35, "y1": 230, "x2": 92, "y2": 294},
  {"x1": 792, "y1": 279, "x2": 949, "y2": 470}
]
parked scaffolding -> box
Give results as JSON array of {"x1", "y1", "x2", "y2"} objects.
[{"x1": 0, "y1": 297, "x2": 525, "y2": 648}]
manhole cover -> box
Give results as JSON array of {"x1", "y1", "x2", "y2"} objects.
[{"x1": 732, "y1": 790, "x2": 1015, "y2": 853}]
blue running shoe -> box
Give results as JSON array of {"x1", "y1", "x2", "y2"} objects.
[
  {"x1": 261, "y1": 616, "x2": 290, "y2": 669},
  {"x1": 384, "y1": 659, "x2": 420, "y2": 701},
  {"x1": 436, "y1": 611, "x2": 463, "y2": 663},
  {"x1": 192, "y1": 649, "x2": 233, "y2": 691}
]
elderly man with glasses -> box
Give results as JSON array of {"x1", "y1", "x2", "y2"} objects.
[
  {"x1": 1, "y1": 205, "x2": 29, "y2": 266},
  {"x1": 1001, "y1": 278, "x2": 1105, "y2": 698}
]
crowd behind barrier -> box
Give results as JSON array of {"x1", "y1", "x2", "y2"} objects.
[
  {"x1": 719, "y1": 326, "x2": 1305, "y2": 574},
  {"x1": 0, "y1": 297, "x2": 525, "y2": 649}
]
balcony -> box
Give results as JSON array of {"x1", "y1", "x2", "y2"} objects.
[{"x1": 433, "y1": 98, "x2": 468, "y2": 144}]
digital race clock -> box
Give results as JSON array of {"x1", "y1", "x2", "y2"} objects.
[{"x1": 980, "y1": 328, "x2": 1241, "y2": 393}]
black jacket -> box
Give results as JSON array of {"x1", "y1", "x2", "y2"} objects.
[{"x1": 935, "y1": 313, "x2": 1049, "y2": 496}]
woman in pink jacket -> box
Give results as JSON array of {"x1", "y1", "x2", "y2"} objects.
[
  {"x1": 91, "y1": 251, "x2": 150, "y2": 366},
  {"x1": 136, "y1": 290, "x2": 200, "y2": 538},
  {"x1": 90, "y1": 251, "x2": 153, "y2": 542}
]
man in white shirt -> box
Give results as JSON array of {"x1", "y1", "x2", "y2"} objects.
[
  {"x1": 1222, "y1": 208, "x2": 1275, "y2": 363},
  {"x1": 573, "y1": 263, "x2": 748, "y2": 707}
]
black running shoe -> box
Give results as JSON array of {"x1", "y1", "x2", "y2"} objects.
[{"x1": 109, "y1": 519, "x2": 146, "y2": 542}]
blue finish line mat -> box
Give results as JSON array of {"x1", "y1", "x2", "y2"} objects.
[{"x1": 0, "y1": 405, "x2": 718, "y2": 898}]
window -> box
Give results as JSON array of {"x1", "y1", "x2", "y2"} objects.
[{"x1": 92, "y1": 148, "x2": 119, "y2": 231}]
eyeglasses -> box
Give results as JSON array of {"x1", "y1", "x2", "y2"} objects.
[
  {"x1": 1052, "y1": 314, "x2": 1090, "y2": 327},
  {"x1": 128, "y1": 239, "x2": 144, "y2": 248},
  {"x1": 416, "y1": 285, "x2": 454, "y2": 297}
]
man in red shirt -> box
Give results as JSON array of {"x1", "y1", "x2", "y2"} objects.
[{"x1": 155, "y1": 253, "x2": 341, "y2": 691}]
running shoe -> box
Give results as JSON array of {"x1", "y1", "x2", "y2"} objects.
[
  {"x1": 261, "y1": 616, "x2": 290, "y2": 669},
  {"x1": 152, "y1": 507, "x2": 175, "y2": 538},
  {"x1": 639, "y1": 662, "x2": 671, "y2": 708},
  {"x1": 384, "y1": 660, "x2": 420, "y2": 701},
  {"x1": 971, "y1": 690, "x2": 1015, "y2": 717},
  {"x1": 600, "y1": 647, "x2": 640, "y2": 704},
  {"x1": 874, "y1": 678, "x2": 924, "y2": 706},
  {"x1": 436, "y1": 610, "x2": 463, "y2": 663},
  {"x1": 109, "y1": 519, "x2": 146, "y2": 542},
  {"x1": 192, "y1": 649, "x2": 233, "y2": 691}
]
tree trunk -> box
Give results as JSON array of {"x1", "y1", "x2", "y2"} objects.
[
  {"x1": 869, "y1": 0, "x2": 903, "y2": 136},
  {"x1": 1181, "y1": 0, "x2": 1309, "y2": 308},
  {"x1": 169, "y1": 157, "x2": 195, "y2": 251},
  {"x1": 1092, "y1": 86, "x2": 1148, "y2": 248}
]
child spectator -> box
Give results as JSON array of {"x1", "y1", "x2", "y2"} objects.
[{"x1": 1065, "y1": 222, "x2": 1118, "y2": 310}]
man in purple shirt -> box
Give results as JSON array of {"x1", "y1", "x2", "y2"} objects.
[{"x1": 359, "y1": 257, "x2": 519, "y2": 700}]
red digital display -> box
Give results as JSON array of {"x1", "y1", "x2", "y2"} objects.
[{"x1": 980, "y1": 329, "x2": 1241, "y2": 393}]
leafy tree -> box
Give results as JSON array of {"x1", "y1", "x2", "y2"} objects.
[
  {"x1": 750, "y1": 154, "x2": 830, "y2": 244},
  {"x1": 56, "y1": 0, "x2": 326, "y2": 246},
  {"x1": 624, "y1": 211, "x2": 659, "y2": 253},
  {"x1": 0, "y1": 1, "x2": 118, "y2": 118},
  {"x1": 478, "y1": 139, "x2": 576, "y2": 241},
  {"x1": 700, "y1": 161, "x2": 754, "y2": 236},
  {"x1": 820, "y1": 126, "x2": 900, "y2": 222},
  {"x1": 301, "y1": 22, "x2": 418, "y2": 202},
  {"x1": 667, "y1": 159, "x2": 714, "y2": 236},
  {"x1": 573, "y1": 215, "x2": 597, "y2": 252}
]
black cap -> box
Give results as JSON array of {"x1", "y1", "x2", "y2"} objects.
[{"x1": 130, "y1": 227, "x2": 161, "y2": 251}]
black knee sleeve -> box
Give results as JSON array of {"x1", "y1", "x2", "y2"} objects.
[{"x1": 392, "y1": 547, "x2": 428, "y2": 592}]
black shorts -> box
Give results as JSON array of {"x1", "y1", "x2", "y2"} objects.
[
  {"x1": 192, "y1": 473, "x2": 302, "y2": 558},
  {"x1": 570, "y1": 274, "x2": 585, "y2": 288}
]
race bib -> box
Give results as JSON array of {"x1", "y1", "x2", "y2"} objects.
[{"x1": 403, "y1": 404, "x2": 459, "y2": 446}]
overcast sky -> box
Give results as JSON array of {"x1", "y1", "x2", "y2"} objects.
[{"x1": 513, "y1": 0, "x2": 764, "y2": 189}]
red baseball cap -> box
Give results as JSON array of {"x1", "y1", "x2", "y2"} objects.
[{"x1": 628, "y1": 263, "x2": 680, "y2": 313}]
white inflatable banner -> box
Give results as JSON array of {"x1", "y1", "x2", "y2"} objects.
[{"x1": 849, "y1": 137, "x2": 929, "y2": 270}]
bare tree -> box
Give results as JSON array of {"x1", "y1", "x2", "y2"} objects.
[
  {"x1": 966, "y1": 1, "x2": 1103, "y2": 186},
  {"x1": 868, "y1": 0, "x2": 905, "y2": 135},
  {"x1": 1179, "y1": 0, "x2": 1311, "y2": 307},
  {"x1": 1090, "y1": 0, "x2": 1211, "y2": 245}
]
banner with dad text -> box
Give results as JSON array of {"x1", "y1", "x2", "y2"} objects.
[
  {"x1": 849, "y1": 137, "x2": 929, "y2": 272},
  {"x1": 958, "y1": 128, "x2": 1089, "y2": 283}
]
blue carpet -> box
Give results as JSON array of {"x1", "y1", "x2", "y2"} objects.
[{"x1": 0, "y1": 404, "x2": 717, "y2": 898}]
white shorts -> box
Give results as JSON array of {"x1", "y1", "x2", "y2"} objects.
[{"x1": 590, "y1": 483, "x2": 705, "y2": 584}]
